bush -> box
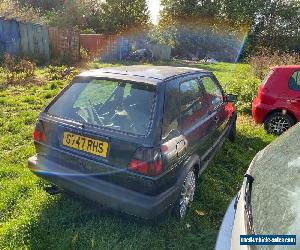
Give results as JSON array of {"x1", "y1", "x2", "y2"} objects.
[
  {"x1": 80, "y1": 47, "x2": 92, "y2": 62},
  {"x1": 215, "y1": 63, "x2": 261, "y2": 113},
  {"x1": 46, "y1": 65, "x2": 79, "y2": 80},
  {"x1": 0, "y1": 0, "x2": 41, "y2": 23},
  {"x1": 248, "y1": 49, "x2": 300, "y2": 80},
  {"x1": 1, "y1": 55, "x2": 37, "y2": 85}
]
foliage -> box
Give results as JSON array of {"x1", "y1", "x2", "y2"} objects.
[
  {"x1": 248, "y1": 49, "x2": 300, "y2": 80},
  {"x1": 222, "y1": 65, "x2": 261, "y2": 112},
  {"x1": 45, "y1": 65, "x2": 80, "y2": 81},
  {"x1": 16, "y1": 0, "x2": 64, "y2": 12},
  {"x1": 0, "y1": 0, "x2": 41, "y2": 23},
  {"x1": 13, "y1": 0, "x2": 150, "y2": 34},
  {"x1": 1, "y1": 55, "x2": 37, "y2": 85},
  {"x1": 80, "y1": 47, "x2": 92, "y2": 63},
  {"x1": 0, "y1": 61, "x2": 275, "y2": 249},
  {"x1": 158, "y1": 0, "x2": 300, "y2": 59},
  {"x1": 0, "y1": 55, "x2": 80, "y2": 86},
  {"x1": 246, "y1": 0, "x2": 300, "y2": 54},
  {"x1": 89, "y1": 0, "x2": 150, "y2": 34}
]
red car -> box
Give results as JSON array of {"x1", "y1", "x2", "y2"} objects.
[{"x1": 252, "y1": 65, "x2": 300, "y2": 135}]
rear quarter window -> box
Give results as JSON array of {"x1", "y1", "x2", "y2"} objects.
[
  {"x1": 162, "y1": 80, "x2": 180, "y2": 140},
  {"x1": 288, "y1": 70, "x2": 300, "y2": 91}
]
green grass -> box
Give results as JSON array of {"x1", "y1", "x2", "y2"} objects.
[{"x1": 0, "y1": 62, "x2": 275, "y2": 250}]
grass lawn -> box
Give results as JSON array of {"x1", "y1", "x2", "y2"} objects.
[{"x1": 0, "y1": 61, "x2": 275, "y2": 249}]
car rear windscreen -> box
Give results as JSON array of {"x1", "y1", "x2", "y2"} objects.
[{"x1": 47, "y1": 78, "x2": 156, "y2": 136}]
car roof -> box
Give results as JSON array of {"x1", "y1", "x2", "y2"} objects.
[{"x1": 78, "y1": 65, "x2": 211, "y2": 85}]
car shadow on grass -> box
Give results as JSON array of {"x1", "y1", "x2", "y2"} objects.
[{"x1": 27, "y1": 130, "x2": 273, "y2": 250}]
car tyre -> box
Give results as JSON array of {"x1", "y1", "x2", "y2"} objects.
[
  {"x1": 228, "y1": 119, "x2": 236, "y2": 142},
  {"x1": 173, "y1": 169, "x2": 196, "y2": 219},
  {"x1": 264, "y1": 111, "x2": 295, "y2": 136}
]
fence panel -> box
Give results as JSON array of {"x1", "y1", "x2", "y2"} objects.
[
  {"x1": 80, "y1": 34, "x2": 130, "y2": 62},
  {"x1": 79, "y1": 34, "x2": 107, "y2": 55},
  {"x1": 0, "y1": 19, "x2": 20, "y2": 55},
  {"x1": 149, "y1": 44, "x2": 171, "y2": 60},
  {"x1": 19, "y1": 22, "x2": 50, "y2": 60},
  {"x1": 49, "y1": 27, "x2": 80, "y2": 61}
]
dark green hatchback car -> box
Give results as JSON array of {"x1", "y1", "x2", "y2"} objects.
[{"x1": 28, "y1": 65, "x2": 237, "y2": 219}]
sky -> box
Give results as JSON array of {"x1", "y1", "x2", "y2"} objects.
[{"x1": 147, "y1": 0, "x2": 161, "y2": 24}]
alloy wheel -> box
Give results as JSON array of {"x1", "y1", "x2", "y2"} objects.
[{"x1": 268, "y1": 115, "x2": 291, "y2": 135}]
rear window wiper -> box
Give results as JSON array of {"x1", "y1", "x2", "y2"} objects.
[{"x1": 244, "y1": 174, "x2": 255, "y2": 235}]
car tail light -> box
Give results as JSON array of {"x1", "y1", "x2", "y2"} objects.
[
  {"x1": 129, "y1": 147, "x2": 163, "y2": 176},
  {"x1": 33, "y1": 121, "x2": 46, "y2": 142}
]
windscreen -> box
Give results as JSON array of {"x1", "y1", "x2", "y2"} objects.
[
  {"x1": 250, "y1": 124, "x2": 300, "y2": 242},
  {"x1": 47, "y1": 78, "x2": 156, "y2": 136}
]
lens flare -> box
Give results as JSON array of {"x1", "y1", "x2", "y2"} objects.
[{"x1": 155, "y1": 16, "x2": 251, "y2": 62}]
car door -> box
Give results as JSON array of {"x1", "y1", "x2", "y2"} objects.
[
  {"x1": 200, "y1": 74, "x2": 228, "y2": 144},
  {"x1": 160, "y1": 77, "x2": 213, "y2": 189},
  {"x1": 178, "y1": 76, "x2": 214, "y2": 158}
]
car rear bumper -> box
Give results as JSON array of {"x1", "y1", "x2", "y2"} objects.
[
  {"x1": 252, "y1": 98, "x2": 269, "y2": 124},
  {"x1": 28, "y1": 155, "x2": 180, "y2": 219}
]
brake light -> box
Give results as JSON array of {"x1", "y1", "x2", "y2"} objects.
[
  {"x1": 33, "y1": 129, "x2": 46, "y2": 142},
  {"x1": 129, "y1": 148, "x2": 163, "y2": 176},
  {"x1": 33, "y1": 122, "x2": 46, "y2": 142}
]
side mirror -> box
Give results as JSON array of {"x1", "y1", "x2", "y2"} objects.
[{"x1": 224, "y1": 94, "x2": 237, "y2": 103}]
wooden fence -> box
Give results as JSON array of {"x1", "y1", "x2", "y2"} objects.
[
  {"x1": 80, "y1": 34, "x2": 130, "y2": 61},
  {"x1": 0, "y1": 18, "x2": 80, "y2": 62},
  {"x1": 19, "y1": 22, "x2": 49, "y2": 60},
  {"x1": 80, "y1": 34, "x2": 171, "y2": 61},
  {"x1": 0, "y1": 18, "x2": 171, "y2": 62},
  {"x1": 49, "y1": 27, "x2": 80, "y2": 62}
]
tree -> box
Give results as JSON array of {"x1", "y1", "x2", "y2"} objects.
[
  {"x1": 157, "y1": 0, "x2": 247, "y2": 61},
  {"x1": 0, "y1": 0, "x2": 41, "y2": 22},
  {"x1": 158, "y1": 0, "x2": 300, "y2": 59},
  {"x1": 16, "y1": 0, "x2": 65, "y2": 12},
  {"x1": 97, "y1": 0, "x2": 150, "y2": 34},
  {"x1": 248, "y1": 0, "x2": 300, "y2": 53},
  {"x1": 13, "y1": 0, "x2": 150, "y2": 34}
]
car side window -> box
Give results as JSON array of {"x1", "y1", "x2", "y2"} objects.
[
  {"x1": 289, "y1": 71, "x2": 300, "y2": 91},
  {"x1": 201, "y1": 76, "x2": 223, "y2": 109},
  {"x1": 179, "y1": 79, "x2": 207, "y2": 127}
]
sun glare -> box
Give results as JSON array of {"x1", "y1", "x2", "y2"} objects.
[{"x1": 147, "y1": 0, "x2": 161, "y2": 24}]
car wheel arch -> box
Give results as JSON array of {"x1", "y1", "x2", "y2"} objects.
[
  {"x1": 179, "y1": 154, "x2": 201, "y2": 181},
  {"x1": 171, "y1": 155, "x2": 200, "y2": 219},
  {"x1": 264, "y1": 108, "x2": 297, "y2": 124}
]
